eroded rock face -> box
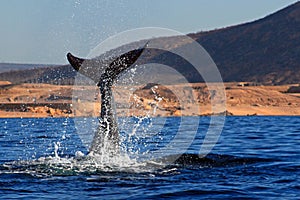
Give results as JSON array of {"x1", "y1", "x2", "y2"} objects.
[
  {"x1": 287, "y1": 85, "x2": 300, "y2": 93},
  {"x1": 28, "y1": 106, "x2": 71, "y2": 117},
  {"x1": 0, "y1": 81, "x2": 11, "y2": 85},
  {"x1": 129, "y1": 83, "x2": 182, "y2": 116}
]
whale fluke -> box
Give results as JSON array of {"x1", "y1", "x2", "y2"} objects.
[
  {"x1": 67, "y1": 53, "x2": 85, "y2": 71},
  {"x1": 67, "y1": 43, "x2": 148, "y2": 155}
]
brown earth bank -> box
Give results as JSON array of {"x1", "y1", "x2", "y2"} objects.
[{"x1": 0, "y1": 82, "x2": 300, "y2": 118}]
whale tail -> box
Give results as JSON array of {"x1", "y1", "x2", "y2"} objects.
[
  {"x1": 67, "y1": 42, "x2": 148, "y2": 84},
  {"x1": 67, "y1": 43, "x2": 148, "y2": 155}
]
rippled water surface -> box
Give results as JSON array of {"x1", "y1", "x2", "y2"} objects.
[{"x1": 0, "y1": 117, "x2": 299, "y2": 199}]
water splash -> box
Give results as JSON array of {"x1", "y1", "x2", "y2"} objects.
[{"x1": 0, "y1": 149, "x2": 166, "y2": 178}]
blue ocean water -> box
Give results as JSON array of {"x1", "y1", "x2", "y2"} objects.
[{"x1": 0, "y1": 116, "x2": 299, "y2": 199}]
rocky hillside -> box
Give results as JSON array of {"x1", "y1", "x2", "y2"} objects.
[
  {"x1": 190, "y1": 1, "x2": 300, "y2": 84},
  {"x1": 0, "y1": 65, "x2": 76, "y2": 85}
]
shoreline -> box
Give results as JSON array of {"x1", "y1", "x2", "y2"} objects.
[
  {"x1": 0, "y1": 104, "x2": 300, "y2": 118},
  {"x1": 1, "y1": 115, "x2": 300, "y2": 119}
]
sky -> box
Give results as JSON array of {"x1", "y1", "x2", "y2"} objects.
[{"x1": 0, "y1": 0, "x2": 298, "y2": 64}]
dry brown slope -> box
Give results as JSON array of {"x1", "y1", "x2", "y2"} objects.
[{"x1": 0, "y1": 83, "x2": 300, "y2": 117}]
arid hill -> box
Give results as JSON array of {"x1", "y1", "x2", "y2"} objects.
[
  {"x1": 0, "y1": 64, "x2": 76, "y2": 85},
  {"x1": 190, "y1": 1, "x2": 300, "y2": 84}
]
